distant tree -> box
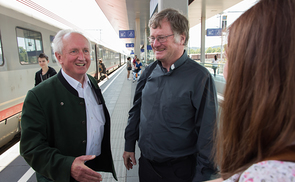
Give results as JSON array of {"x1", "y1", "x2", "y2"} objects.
[
  {"x1": 19, "y1": 47, "x2": 28, "y2": 64},
  {"x1": 188, "y1": 48, "x2": 201, "y2": 54},
  {"x1": 216, "y1": 47, "x2": 221, "y2": 53},
  {"x1": 223, "y1": 44, "x2": 227, "y2": 52},
  {"x1": 189, "y1": 48, "x2": 196, "y2": 54},
  {"x1": 206, "y1": 47, "x2": 213, "y2": 53}
]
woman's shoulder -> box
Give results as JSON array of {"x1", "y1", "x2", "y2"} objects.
[{"x1": 226, "y1": 160, "x2": 295, "y2": 182}]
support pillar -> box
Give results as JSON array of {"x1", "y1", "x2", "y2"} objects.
[
  {"x1": 158, "y1": 0, "x2": 188, "y2": 18},
  {"x1": 135, "y1": 18, "x2": 141, "y2": 58},
  {"x1": 144, "y1": 27, "x2": 148, "y2": 64},
  {"x1": 200, "y1": 0, "x2": 206, "y2": 63}
]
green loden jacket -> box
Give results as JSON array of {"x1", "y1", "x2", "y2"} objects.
[{"x1": 20, "y1": 71, "x2": 117, "y2": 182}]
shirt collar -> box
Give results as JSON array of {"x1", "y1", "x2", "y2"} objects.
[
  {"x1": 158, "y1": 50, "x2": 188, "y2": 73},
  {"x1": 170, "y1": 50, "x2": 188, "y2": 70},
  {"x1": 61, "y1": 69, "x2": 91, "y2": 90}
]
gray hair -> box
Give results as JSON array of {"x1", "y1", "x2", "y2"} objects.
[
  {"x1": 52, "y1": 29, "x2": 92, "y2": 55},
  {"x1": 149, "y1": 8, "x2": 189, "y2": 46}
]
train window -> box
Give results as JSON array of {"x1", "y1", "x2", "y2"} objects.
[
  {"x1": 16, "y1": 27, "x2": 43, "y2": 64},
  {"x1": 98, "y1": 45, "x2": 103, "y2": 60},
  {"x1": 111, "y1": 51, "x2": 115, "y2": 59},
  {"x1": 102, "y1": 49, "x2": 106, "y2": 60},
  {"x1": 104, "y1": 50, "x2": 109, "y2": 60},
  {"x1": 96, "y1": 45, "x2": 100, "y2": 59},
  {"x1": 50, "y1": 35, "x2": 56, "y2": 63},
  {"x1": 110, "y1": 51, "x2": 113, "y2": 59},
  {"x1": 0, "y1": 32, "x2": 3, "y2": 66},
  {"x1": 91, "y1": 43, "x2": 95, "y2": 61}
]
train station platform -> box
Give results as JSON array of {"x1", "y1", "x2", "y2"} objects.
[{"x1": 0, "y1": 64, "x2": 140, "y2": 182}]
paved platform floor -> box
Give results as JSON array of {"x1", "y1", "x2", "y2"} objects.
[{"x1": 99, "y1": 64, "x2": 140, "y2": 182}]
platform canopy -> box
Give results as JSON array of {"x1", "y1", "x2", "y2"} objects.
[
  {"x1": 0, "y1": 0, "x2": 246, "y2": 54},
  {"x1": 95, "y1": 0, "x2": 244, "y2": 47}
]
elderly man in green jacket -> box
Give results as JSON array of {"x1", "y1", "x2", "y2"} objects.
[{"x1": 20, "y1": 29, "x2": 117, "y2": 182}]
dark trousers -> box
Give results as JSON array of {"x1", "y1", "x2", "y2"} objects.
[
  {"x1": 139, "y1": 155, "x2": 196, "y2": 182},
  {"x1": 212, "y1": 66, "x2": 217, "y2": 77}
]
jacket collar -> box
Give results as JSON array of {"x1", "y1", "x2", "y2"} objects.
[
  {"x1": 57, "y1": 71, "x2": 79, "y2": 97},
  {"x1": 57, "y1": 71, "x2": 104, "y2": 104}
]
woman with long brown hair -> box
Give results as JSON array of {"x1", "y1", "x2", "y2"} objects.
[{"x1": 211, "y1": 0, "x2": 295, "y2": 181}]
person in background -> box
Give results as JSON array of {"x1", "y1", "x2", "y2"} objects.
[
  {"x1": 132, "y1": 55, "x2": 137, "y2": 67},
  {"x1": 123, "y1": 8, "x2": 218, "y2": 182},
  {"x1": 212, "y1": 55, "x2": 218, "y2": 77},
  {"x1": 132, "y1": 58, "x2": 142, "y2": 83},
  {"x1": 20, "y1": 29, "x2": 117, "y2": 182},
  {"x1": 126, "y1": 57, "x2": 132, "y2": 80},
  {"x1": 35, "y1": 53, "x2": 57, "y2": 86},
  {"x1": 99, "y1": 59, "x2": 109, "y2": 80},
  {"x1": 210, "y1": 0, "x2": 295, "y2": 181}
]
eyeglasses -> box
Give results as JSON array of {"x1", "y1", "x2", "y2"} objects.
[{"x1": 148, "y1": 34, "x2": 174, "y2": 43}]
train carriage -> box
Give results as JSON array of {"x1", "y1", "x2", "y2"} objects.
[{"x1": 0, "y1": 4, "x2": 125, "y2": 148}]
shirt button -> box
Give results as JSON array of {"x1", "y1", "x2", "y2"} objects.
[
  {"x1": 82, "y1": 140, "x2": 86, "y2": 144},
  {"x1": 81, "y1": 121, "x2": 85, "y2": 124}
]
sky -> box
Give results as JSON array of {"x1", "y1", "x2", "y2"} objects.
[{"x1": 189, "y1": 0, "x2": 258, "y2": 48}]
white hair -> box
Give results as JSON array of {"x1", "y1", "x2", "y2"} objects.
[{"x1": 52, "y1": 29, "x2": 92, "y2": 67}]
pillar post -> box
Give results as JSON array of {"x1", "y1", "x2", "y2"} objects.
[
  {"x1": 135, "y1": 18, "x2": 141, "y2": 58},
  {"x1": 200, "y1": 0, "x2": 206, "y2": 63}
]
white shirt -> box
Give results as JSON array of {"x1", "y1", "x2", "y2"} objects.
[
  {"x1": 212, "y1": 59, "x2": 218, "y2": 66},
  {"x1": 61, "y1": 69, "x2": 105, "y2": 156}
]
